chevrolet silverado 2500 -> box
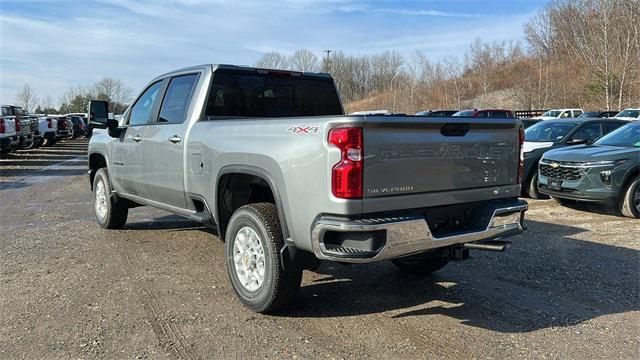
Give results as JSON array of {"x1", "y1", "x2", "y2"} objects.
[{"x1": 88, "y1": 64, "x2": 528, "y2": 313}]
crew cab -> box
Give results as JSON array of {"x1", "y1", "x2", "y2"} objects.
[{"x1": 88, "y1": 64, "x2": 528, "y2": 313}]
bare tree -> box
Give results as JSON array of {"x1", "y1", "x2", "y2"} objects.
[
  {"x1": 255, "y1": 51, "x2": 288, "y2": 69},
  {"x1": 15, "y1": 83, "x2": 38, "y2": 112},
  {"x1": 92, "y1": 77, "x2": 133, "y2": 113},
  {"x1": 288, "y1": 49, "x2": 319, "y2": 72}
]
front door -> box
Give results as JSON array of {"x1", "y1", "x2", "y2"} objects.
[
  {"x1": 141, "y1": 73, "x2": 199, "y2": 209},
  {"x1": 110, "y1": 80, "x2": 165, "y2": 196}
]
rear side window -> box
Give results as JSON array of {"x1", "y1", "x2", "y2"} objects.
[
  {"x1": 129, "y1": 81, "x2": 163, "y2": 126},
  {"x1": 205, "y1": 70, "x2": 343, "y2": 118},
  {"x1": 491, "y1": 111, "x2": 510, "y2": 118},
  {"x1": 604, "y1": 122, "x2": 623, "y2": 134},
  {"x1": 158, "y1": 74, "x2": 199, "y2": 124}
]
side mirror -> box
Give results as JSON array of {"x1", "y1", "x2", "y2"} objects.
[
  {"x1": 566, "y1": 138, "x2": 587, "y2": 145},
  {"x1": 106, "y1": 118, "x2": 124, "y2": 138},
  {"x1": 88, "y1": 100, "x2": 109, "y2": 128}
]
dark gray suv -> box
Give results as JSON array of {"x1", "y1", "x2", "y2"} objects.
[
  {"x1": 538, "y1": 122, "x2": 640, "y2": 218},
  {"x1": 522, "y1": 118, "x2": 627, "y2": 198}
]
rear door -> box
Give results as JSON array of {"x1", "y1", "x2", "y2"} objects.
[
  {"x1": 362, "y1": 116, "x2": 519, "y2": 198},
  {"x1": 141, "y1": 73, "x2": 200, "y2": 209},
  {"x1": 110, "y1": 80, "x2": 165, "y2": 196}
]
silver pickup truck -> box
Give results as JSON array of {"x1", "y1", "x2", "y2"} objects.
[{"x1": 88, "y1": 64, "x2": 527, "y2": 313}]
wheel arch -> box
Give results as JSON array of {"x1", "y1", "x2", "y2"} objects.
[
  {"x1": 88, "y1": 151, "x2": 109, "y2": 190},
  {"x1": 215, "y1": 165, "x2": 290, "y2": 242}
]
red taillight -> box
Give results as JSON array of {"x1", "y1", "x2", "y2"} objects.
[
  {"x1": 0, "y1": 118, "x2": 5, "y2": 134},
  {"x1": 518, "y1": 125, "x2": 525, "y2": 183},
  {"x1": 15, "y1": 119, "x2": 20, "y2": 131},
  {"x1": 47, "y1": 119, "x2": 53, "y2": 128},
  {"x1": 329, "y1": 127, "x2": 363, "y2": 199}
]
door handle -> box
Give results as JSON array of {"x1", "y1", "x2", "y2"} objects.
[
  {"x1": 168, "y1": 135, "x2": 182, "y2": 144},
  {"x1": 132, "y1": 135, "x2": 142, "y2": 142}
]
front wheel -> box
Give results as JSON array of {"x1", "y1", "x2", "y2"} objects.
[
  {"x1": 225, "y1": 203, "x2": 302, "y2": 313},
  {"x1": 527, "y1": 173, "x2": 548, "y2": 199},
  {"x1": 621, "y1": 177, "x2": 640, "y2": 219},
  {"x1": 92, "y1": 168, "x2": 128, "y2": 229},
  {"x1": 391, "y1": 249, "x2": 450, "y2": 275}
]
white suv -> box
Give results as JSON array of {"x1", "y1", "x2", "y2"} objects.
[{"x1": 534, "y1": 108, "x2": 584, "y2": 120}]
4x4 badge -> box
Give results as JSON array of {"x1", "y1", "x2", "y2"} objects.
[{"x1": 288, "y1": 126, "x2": 320, "y2": 134}]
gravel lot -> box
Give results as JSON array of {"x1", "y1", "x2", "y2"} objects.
[{"x1": 1, "y1": 139, "x2": 638, "y2": 359}]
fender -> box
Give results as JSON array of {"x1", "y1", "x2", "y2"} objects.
[
  {"x1": 215, "y1": 164, "x2": 291, "y2": 242},
  {"x1": 87, "y1": 149, "x2": 110, "y2": 190}
]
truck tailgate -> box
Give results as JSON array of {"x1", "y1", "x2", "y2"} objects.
[{"x1": 362, "y1": 116, "x2": 520, "y2": 198}]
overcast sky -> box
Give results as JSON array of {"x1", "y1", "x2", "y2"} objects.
[{"x1": 0, "y1": 0, "x2": 547, "y2": 106}]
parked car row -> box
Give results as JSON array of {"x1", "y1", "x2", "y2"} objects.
[{"x1": 0, "y1": 104, "x2": 89, "y2": 156}]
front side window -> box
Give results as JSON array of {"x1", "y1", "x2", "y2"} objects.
[
  {"x1": 525, "y1": 121, "x2": 577, "y2": 142},
  {"x1": 129, "y1": 81, "x2": 163, "y2": 126},
  {"x1": 158, "y1": 74, "x2": 199, "y2": 124},
  {"x1": 542, "y1": 110, "x2": 561, "y2": 117},
  {"x1": 571, "y1": 122, "x2": 602, "y2": 141},
  {"x1": 452, "y1": 110, "x2": 475, "y2": 117}
]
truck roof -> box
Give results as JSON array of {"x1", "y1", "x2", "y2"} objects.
[{"x1": 155, "y1": 64, "x2": 333, "y2": 81}]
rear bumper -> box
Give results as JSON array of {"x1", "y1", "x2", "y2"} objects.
[{"x1": 311, "y1": 199, "x2": 527, "y2": 263}]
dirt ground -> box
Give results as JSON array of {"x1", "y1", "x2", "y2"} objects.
[{"x1": 1, "y1": 139, "x2": 638, "y2": 359}]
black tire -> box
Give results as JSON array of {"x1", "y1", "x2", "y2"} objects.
[
  {"x1": 43, "y1": 137, "x2": 56, "y2": 147},
  {"x1": 621, "y1": 177, "x2": 640, "y2": 219},
  {"x1": 22, "y1": 139, "x2": 37, "y2": 150},
  {"x1": 92, "y1": 168, "x2": 128, "y2": 229},
  {"x1": 225, "y1": 203, "x2": 302, "y2": 313},
  {"x1": 527, "y1": 173, "x2": 548, "y2": 199},
  {"x1": 391, "y1": 249, "x2": 450, "y2": 275}
]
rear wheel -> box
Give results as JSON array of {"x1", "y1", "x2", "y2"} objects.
[
  {"x1": 225, "y1": 203, "x2": 302, "y2": 313},
  {"x1": 92, "y1": 168, "x2": 128, "y2": 229},
  {"x1": 621, "y1": 177, "x2": 640, "y2": 219},
  {"x1": 391, "y1": 249, "x2": 449, "y2": 275}
]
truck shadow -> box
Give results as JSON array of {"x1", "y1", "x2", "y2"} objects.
[{"x1": 282, "y1": 219, "x2": 639, "y2": 333}]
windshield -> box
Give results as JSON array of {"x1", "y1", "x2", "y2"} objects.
[
  {"x1": 542, "y1": 110, "x2": 561, "y2": 117},
  {"x1": 578, "y1": 112, "x2": 598, "y2": 118},
  {"x1": 595, "y1": 123, "x2": 640, "y2": 147},
  {"x1": 615, "y1": 109, "x2": 640, "y2": 118},
  {"x1": 452, "y1": 110, "x2": 474, "y2": 117},
  {"x1": 525, "y1": 121, "x2": 577, "y2": 142}
]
